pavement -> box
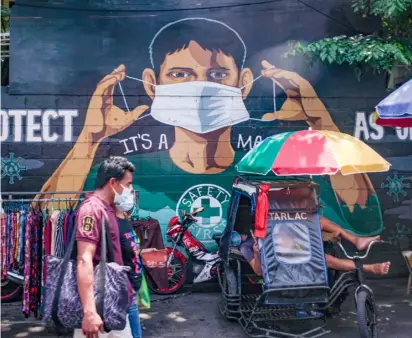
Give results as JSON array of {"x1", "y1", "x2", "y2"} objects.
[{"x1": 1, "y1": 278, "x2": 412, "y2": 338}]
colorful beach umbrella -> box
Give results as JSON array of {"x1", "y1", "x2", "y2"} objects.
[{"x1": 236, "y1": 130, "x2": 391, "y2": 176}]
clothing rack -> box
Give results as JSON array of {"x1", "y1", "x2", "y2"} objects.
[
  {"x1": 1, "y1": 198, "x2": 84, "y2": 203},
  {"x1": 1, "y1": 192, "x2": 85, "y2": 319},
  {"x1": 1, "y1": 191, "x2": 91, "y2": 203}
]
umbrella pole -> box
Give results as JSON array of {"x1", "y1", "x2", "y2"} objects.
[
  {"x1": 306, "y1": 127, "x2": 319, "y2": 207},
  {"x1": 307, "y1": 117, "x2": 320, "y2": 209}
]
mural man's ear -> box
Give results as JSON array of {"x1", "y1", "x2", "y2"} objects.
[
  {"x1": 142, "y1": 68, "x2": 157, "y2": 100},
  {"x1": 239, "y1": 68, "x2": 254, "y2": 99}
]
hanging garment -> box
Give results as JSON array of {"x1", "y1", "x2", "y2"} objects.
[
  {"x1": 132, "y1": 217, "x2": 165, "y2": 250},
  {"x1": 63, "y1": 211, "x2": 70, "y2": 246},
  {"x1": 14, "y1": 211, "x2": 20, "y2": 266},
  {"x1": 50, "y1": 210, "x2": 60, "y2": 256},
  {"x1": 29, "y1": 209, "x2": 43, "y2": 317},
  {"x1": 18, "y1": 208, "x2": 27, "y2": 270},
  {"x1": 22, "y1": 210, "x2": 34, "y2": 317},
  {"x1": 7, "y1": 212, "x2": 16, "y2": 271},
  {"x1": 132, "y1": 217, "x2": 168, "y2": 289},
  {"x1": 66, "y1": 210, "x2": 77, "y2": 250},
  {"x1": 40, "y1": 208, "x2": 49, "y2": 317},
  {"x1": 0, "y1": 211, "x2": 7, "y2": 279},
  {"x1": 54, "y1": 211, "x2": 66, "y2": 258},
  {"x1": 42, "y1": 215, "x2": 53, "y2": 291}
]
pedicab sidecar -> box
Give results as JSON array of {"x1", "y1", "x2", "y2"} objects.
[{"x1": 217, "y1": 176, "x2": 380, "y2": 338}]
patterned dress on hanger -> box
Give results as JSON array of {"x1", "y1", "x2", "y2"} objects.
[
  {"x1": 8, "y1": 212, "x2": 17, "y2": 271},
  {"x1": 22, "y1": 210, "x2": 34, "y2": 317},
  {"x1": 0, "y1": 211, "x2": 7, "y2": 279},
  {"x1": 29, "y1": 210, "x2": 43, "y2": 317}
]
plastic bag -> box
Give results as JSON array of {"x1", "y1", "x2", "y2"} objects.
[{"x1": 137, "y1": 272, "x2": 150, "y2": 309}]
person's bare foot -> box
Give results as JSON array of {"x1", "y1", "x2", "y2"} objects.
[
  {"x1": 356, "y1": 235, "x2": 380, "y2": 251},
  {"x1": 364, "y1": 262, "x2": 391, "y2": 275}
]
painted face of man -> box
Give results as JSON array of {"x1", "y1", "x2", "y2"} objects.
[{"x1": 142, "y1": 40, "x2": 254, "y2": 100}]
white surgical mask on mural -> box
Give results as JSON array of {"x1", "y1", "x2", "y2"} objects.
[
  {"x1": 150, "y1": 81, "x2": 249, "y2": 134},
  {"x1": 116, "y1": 66, "x2": 277, "y2": 131},
  {"x1": 113, "y1": 184, "x2": 135, "y2": 212}
]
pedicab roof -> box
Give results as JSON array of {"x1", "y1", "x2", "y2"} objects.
[{"x1": 232, "y1": 176, "x2": 320, "y2": 198}]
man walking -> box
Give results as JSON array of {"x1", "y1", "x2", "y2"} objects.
[{"x1": 75, "y1": 156, "x2": 135, "y2": 337}]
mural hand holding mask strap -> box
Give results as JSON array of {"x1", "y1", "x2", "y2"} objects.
[
  {"x1": 86, "y1": 64, "x2": 150, "y2": 143},
  {"x1": 259, "y1": 60, "x2": 339, "y2": 132}
]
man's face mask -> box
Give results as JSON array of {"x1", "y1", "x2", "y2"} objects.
[
  {"x1": 113, "y1": 184, "x2": 135, "y2": 212},
  {"x1": 118, "y1": 68, "x2": 276, "y2": 133}
]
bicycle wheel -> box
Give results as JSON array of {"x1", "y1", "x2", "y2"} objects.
[{"x1": 356, "y1": 289, "x2": 377, "y2": 338}]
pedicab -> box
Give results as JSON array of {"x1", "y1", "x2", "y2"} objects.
[{"x1": 216, "y1": 130, "x2": 391, "y2": 338}]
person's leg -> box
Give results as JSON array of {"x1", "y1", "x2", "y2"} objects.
[
  {"x1": 320, "y1": 217, "x2": 380, "y2": 251},
  {"x1": 325, "y1": 254, "x2": 390, "y2": 275},
  {"x1": 127, "y1": 297, "x2": 142, "y2": 338}
]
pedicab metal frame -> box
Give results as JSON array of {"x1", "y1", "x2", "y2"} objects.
[{"x1": 217, "y1": 176, "x2": 380, "y2": 338}]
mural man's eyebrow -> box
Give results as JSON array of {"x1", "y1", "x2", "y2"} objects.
[
  {"x1": 167, "y1": 67, "x2": 195, "y2": 71},
  {"x1": 209, "y1": 67, "x2": 231, "y2": 71}
]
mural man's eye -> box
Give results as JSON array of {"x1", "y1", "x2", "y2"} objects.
[
  {"x1": 209, "y1": 71, "x2": 228, "y2": 79},
  {"x1": 170, "y1": 72, "x2": 190, "y2": 79}
]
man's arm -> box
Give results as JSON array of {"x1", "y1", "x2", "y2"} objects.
[
  {"x1": 75, "y1": 205, "x2": 104, "y2": 336},
  {"x1": 77, "y1": 241, "x2": 98, "y2": 315},
  {"x1": 35, "y1": 65, "x2": 149, "y2": 207},
  {"x1": 36, "y1": 131, "x2": 99, "y2": 203},
  {"x1": 251, "y1": 242, "x2": 262, "y2": 276},
  {"x1": 250, "y1": 257, "x2": 262, "y2": 276}
]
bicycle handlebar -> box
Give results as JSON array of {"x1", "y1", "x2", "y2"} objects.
[{"x1": 336, "y1": 240, "x2": 389, "y2": 260}]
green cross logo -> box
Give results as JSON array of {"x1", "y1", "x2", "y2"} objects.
[
  {"x1": 177, "y1": 184, "x2": 231, "y2": 243},
  {"x1": 200, "y1": 197, "x2": 221, "y2": 225}
]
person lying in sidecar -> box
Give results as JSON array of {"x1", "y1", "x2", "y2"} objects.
[
  {"x1": 233, "y1": 195, "x2": 390, "y2": 277},
  {"x1": 236, "y1": 218, "x2": 390, "y2": 277}
]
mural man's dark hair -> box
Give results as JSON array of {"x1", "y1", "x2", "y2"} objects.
[
  {"x1": 95, "y1": 156, "x2": 135, "y2": 189},
  {"x1": 149, "y1": 18, "x2": 247, "y2": 71}
]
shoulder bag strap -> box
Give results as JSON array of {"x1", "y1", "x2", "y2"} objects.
[
  {"x1": 96, "y1": 213, "x2": 107, "y2": 330},
  {"x1": 105, "y1": 219, "x2": 115, "y2": 263},
  {"x1": 98, "y1": 211, "x2": 117, "y2": 332}
]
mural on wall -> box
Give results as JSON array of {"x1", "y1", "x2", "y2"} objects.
[
  {"x1": 37, "y1": 18, "x2": 386, "y2": 243},
  {"x1": 1, "y1": 2, "x2": 411, "y2": 253}
]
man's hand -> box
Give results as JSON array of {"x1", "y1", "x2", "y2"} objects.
[
  {"x1": 84, "y1": 64, "x2": 149, "y2": 143},
  {"x1": 253, "y1": 241, "x2": 259, "y2": 254},
  {"x1": 260, "y1": 60, "x2": 338, "y2": 131},
  {"x1": 82, "y1": 311, "x2": 103, "y2": 338}
]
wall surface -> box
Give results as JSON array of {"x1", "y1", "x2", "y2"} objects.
[{"x1": 1, "y1": 0, "x2": 411, "y2": 275}]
